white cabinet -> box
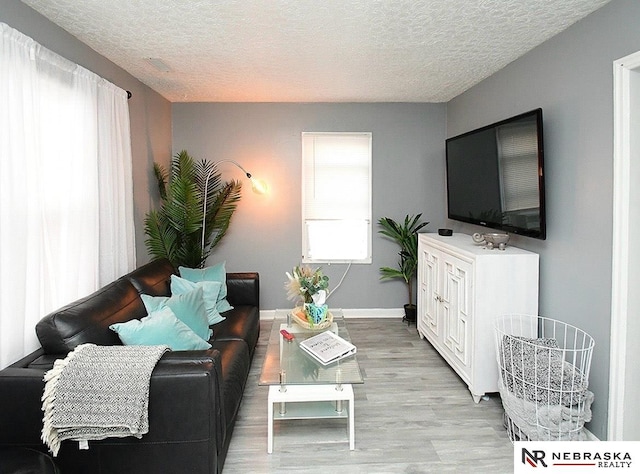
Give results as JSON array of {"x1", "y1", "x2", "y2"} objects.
[{"x1": 417, "y1": 233, "x2": 539, "y2": 403}]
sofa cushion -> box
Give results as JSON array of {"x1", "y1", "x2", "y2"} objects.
[
  {"x1": 212, "y1": 306, "x2": 260, "y2": 357},
  {"x1": 35, "y1": 279, "x2": 146, "y2": 354},
  {"x1": 110, "y1": 306, "x2": 211, "y2": 350},
  {"x1": 26, "y1": 354, "x2": 60, "y2": 371}
]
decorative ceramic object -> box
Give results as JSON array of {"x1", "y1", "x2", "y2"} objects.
[{"x1": 472, "y1": 232, "x2": 510, "y2": 250}]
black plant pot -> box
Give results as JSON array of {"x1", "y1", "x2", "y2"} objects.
[{"x1": 403, "y1": 303, "x2": 417, "y2": 325}]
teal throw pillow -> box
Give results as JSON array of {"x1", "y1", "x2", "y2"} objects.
[
  {"x1": 109, "y1": 306, "x2": 211, "y2": 351},
  {"x1": 215, "y1": 296, "x2": 233, "y2": 313},
  {"x1": 170, "y1": 275, "x2": 226, "y2": 325},
  {"x1": 179, "y1": 262, "x2": 234, "y2": 313},
  {"x1": 141, "y1": 287, "x2": 212, "y2": 341}
]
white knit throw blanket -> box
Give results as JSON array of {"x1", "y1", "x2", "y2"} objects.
[{"x1": 41, "y1": 343, "x2": 169, "y2": 456}]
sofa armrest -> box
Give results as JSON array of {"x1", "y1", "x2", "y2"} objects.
[
  {"x1": 0, "y1": 366, "x2": 49, "y2": 447},
  {"x1": 0, "y1": 349, "x2": 225, "y2": 474},
  {"x1": 142, "y1": 350, "x2": 224, "y2": 445},
  {"x1": 226, "y1": 272, "x2": 259, "y2": 308}
]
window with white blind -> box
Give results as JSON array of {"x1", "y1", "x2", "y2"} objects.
[
  {"x1": 496, "y1": 123, "x2": 540, "y2": 211},
  {"x1": 302, "y1": 132, "x2": 372, "y2": 263}
]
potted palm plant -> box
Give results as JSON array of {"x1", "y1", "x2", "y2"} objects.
[
  {"x1": 144, "y1": 150, "x2": 242, "y2": 268},
  {"x1": 378, "y1": 214, "x2": 429, "y2": 324}
]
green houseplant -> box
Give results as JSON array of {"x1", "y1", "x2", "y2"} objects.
[
  {"x1": 144, "y1": 150, "x2": 242, "y2": 268},
  {"x1": 378, "y1": 213, "x2": 429, "y2": 323}
]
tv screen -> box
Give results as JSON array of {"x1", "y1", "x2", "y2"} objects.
[{"x1": 445, "y1": 108, "x2": 546, "y2": 239}]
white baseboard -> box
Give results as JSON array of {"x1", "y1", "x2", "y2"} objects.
[{"x1": 259, "y1": 308, "x2": 404, "y2": 320}]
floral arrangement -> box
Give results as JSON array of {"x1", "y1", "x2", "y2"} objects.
[
  {"x1": 285, "y1": 265, "x2": 329, "y2": 326},
  {"x1": 285, "y1": 265, "x2": 329, "y2": 305}
]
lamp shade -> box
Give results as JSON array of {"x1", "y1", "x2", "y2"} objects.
[{"x1": 250, "y1": 176, "x2": 268, "y2": 194}]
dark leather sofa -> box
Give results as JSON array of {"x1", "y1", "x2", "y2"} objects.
[{"x1": 0, "y1": 258, "x2": 260, "y2": 474}]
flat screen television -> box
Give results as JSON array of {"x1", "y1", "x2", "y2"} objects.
[{"x1": 445, "y1": 108, "x2": 546, "y2": 239}]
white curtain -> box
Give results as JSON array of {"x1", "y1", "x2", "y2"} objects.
[{"x1": 0, "y1": 23, "x2": 135, "y2": 369}]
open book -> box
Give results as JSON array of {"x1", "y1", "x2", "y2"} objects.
[{"x1": 299, "y1": 330, "x2": 357, "y2": 366}]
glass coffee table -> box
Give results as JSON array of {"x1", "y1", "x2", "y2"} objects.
[{"x1": 259, "y1": 309, "x2": 364, "y2": 453}]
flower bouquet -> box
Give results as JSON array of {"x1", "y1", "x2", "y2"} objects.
[{"x1": 285, "y1": 265, "x2": 332, "y2": 329}]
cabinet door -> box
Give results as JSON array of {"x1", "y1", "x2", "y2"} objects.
[
  {"x1": 441, "y1": 255, "x2": 472, "y2": 371},
  {"x1": 418, "y1": 245, "x2": 439, "y2": 339}
]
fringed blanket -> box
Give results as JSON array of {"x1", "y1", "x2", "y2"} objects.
[{"x1": 41, "y1": 343, "x2": 169, "y2": 456}]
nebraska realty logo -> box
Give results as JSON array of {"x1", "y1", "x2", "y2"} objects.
[{"x1": 514, "y1": 442, "x2": 640, "y2": 473}]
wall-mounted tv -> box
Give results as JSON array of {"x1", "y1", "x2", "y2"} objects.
[{"x1": 445, "y1": 108, "x2": 546, "y2": 239}]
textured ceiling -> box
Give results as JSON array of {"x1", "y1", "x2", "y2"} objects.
[{"x1": 21, "y1": 0, "x2": 611, "y2": 103}]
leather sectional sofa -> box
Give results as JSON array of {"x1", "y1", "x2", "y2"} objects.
[{"x1": 0, "y1": 258, "x2": 260, "y2": 474}]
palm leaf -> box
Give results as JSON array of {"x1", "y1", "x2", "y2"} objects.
[
  {"x1": 195, "y1": 159, "x2": 222, "y2": 204},
  {"x1": 379, "y1": 266, "x2": 407, "y2": 282},
  {"x1": 163, "y1": 176, "x2": 202, "y2": 235},
  {"x1": 202, "y1": 180, "x2": 242, "y2": 263},
  {"x1": 144, "y1": 210, "x2": 178, "y2": 262}
]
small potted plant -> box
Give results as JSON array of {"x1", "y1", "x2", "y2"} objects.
[{"x1": 378, "y1": 214, "x2": 429, "y2": 324}]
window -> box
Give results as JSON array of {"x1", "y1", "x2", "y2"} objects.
[{"x1": 302, "y1": 132, "x2": 372, "y2": 263}]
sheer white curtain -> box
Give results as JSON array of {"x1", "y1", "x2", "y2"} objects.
[{"x1": 0, "y1": 23, "x2": 135, "y2": 368}]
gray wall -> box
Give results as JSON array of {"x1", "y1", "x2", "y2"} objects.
[
  {"x1": 1, "y1": 1, "x2": 173, "y2": 265},
  {"x1": 446, "y1": 0, "x2": 640, "y2": 440},
  {"x1": 172, "y1": 103, "x2": 446, "y2": 310}
]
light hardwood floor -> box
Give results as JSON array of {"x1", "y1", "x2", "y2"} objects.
[{"x1": 223, "y1": 318, "x2": 514, "y2": 473}]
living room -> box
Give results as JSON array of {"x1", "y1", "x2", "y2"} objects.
[{"x1": 1, "y1": 0, "x2": 639, "y2": 471}]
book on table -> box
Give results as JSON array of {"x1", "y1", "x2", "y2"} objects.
[{"x1": 299, "y1": 330, "x2": 357, "y2": 366}]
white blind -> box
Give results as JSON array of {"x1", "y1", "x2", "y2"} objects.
[
  {"x1": 302, "y1": 132, "x2": 372, "y2": 263},
  {"x1": 496, "y1": 123, "x2": 539, "y2": 211}
]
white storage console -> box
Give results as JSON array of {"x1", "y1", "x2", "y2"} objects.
[{"x1": 417, "y1": 233, "x2": 539, "y2": 403}]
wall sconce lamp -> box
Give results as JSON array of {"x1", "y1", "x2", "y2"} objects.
[{"x1": 201, "y1": 160, "x2": 267, "y2": 255}]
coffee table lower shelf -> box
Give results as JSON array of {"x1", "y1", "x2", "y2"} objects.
[{"x1": 267, "y1": 384, "x2": 354, "y2": 453}]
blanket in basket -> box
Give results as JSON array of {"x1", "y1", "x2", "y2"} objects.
[{"x1": 41, "y1": 343, "x2": 169, "y2": 456}]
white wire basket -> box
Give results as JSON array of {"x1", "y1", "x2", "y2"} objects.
[{"x1": 494, "y1": 314, "x2": 595, "y2": 441}]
